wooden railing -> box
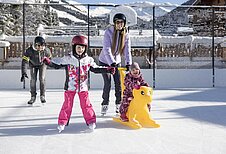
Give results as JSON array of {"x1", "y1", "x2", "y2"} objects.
[{"x1": 3, "y1": 42, "x2": 226, "y2": 69}]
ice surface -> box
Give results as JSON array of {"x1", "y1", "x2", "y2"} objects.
[{"x1": 0, "y1": 88, "x2": 226, "y2": 154}]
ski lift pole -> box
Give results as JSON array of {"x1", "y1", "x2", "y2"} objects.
[
  {"x1": 211, "y1": 6, "x2": 215, "y2": 87},
  {"x1": 87, "y1": 4, "x2": 90, "y2": 90},
  {"x1": 152, "y1": 6, "x2": 156, "y2": 89},
  {"x1": 22, "y1": 2, "x2": 26, "y2": 90}
]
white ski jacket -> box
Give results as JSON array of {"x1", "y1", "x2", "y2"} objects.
[{"x1": 50, "y1": 54, "x2": 110, "y2": 92}]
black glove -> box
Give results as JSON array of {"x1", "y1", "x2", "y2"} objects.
[
  {"x1": 126, "y1": 65, "x2": 130, "y2": 72},
  {"x1": 111, "y1": 63, "x2": 117, "y2": 67},
  {"x1": 20, "y1": 73, "x2": 28, "y2": 82}
]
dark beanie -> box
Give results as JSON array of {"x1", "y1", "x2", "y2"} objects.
[{"x1": 130, "y1": 62, "x2": 140, "y2": 70}]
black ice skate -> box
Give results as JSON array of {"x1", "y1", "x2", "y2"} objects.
[
  {"x1": 28, "y1": 96, "x2": 36, "y2": 105},
  {"x1": 115, "y1": 104, "x2": 120, "y2": 115},
  {"x1": 101, "y1": 105, "x2": 108, "y2": 115},
  {"x1": 40, "y1": 95, "x2": 46, "y2": 104}
]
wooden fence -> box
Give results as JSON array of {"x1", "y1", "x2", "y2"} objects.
[{"x1": 3, "y1": 41, "x2": 226, "y2": 68}]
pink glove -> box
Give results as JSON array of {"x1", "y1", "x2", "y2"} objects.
[
  {"x1": 128, "y1": 97, "x2": 133, "y2": 101},
  {"x1": 42, "y1": 57, "x2": 51, "y2": 65},
  {"x1": 134, "y1": 85, "x2": 141, "y2": 90},
  {"x1": 107, "y1": 67, "x2": 115, "y2": 75}
]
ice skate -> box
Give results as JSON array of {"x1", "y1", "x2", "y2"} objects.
[
  {"x1": 57, "y1": 125, "x2": 65, "y2": 133},
  {"x1": 115, "y1": 104, "x2": 120, "y2": 115},
  {"x1": 88, "y1": 123, "x2": 96, "y2": 132},
  {"x1": 27, "y1": 96, "x2": 36, "y2": 105},
  {"x1": 40, "y1": 95, "x2": 46, "y2": 104},
  {"x1": 120, "y1": 115, "x2": 129, "y2": 122},
  {"x1": 101, "y1": 105, "x2": 108, "y2": 116}
]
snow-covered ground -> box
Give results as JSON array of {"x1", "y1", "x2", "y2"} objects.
[{"x1": 0, "y1": 88, "x2": 226, "y2": 154}]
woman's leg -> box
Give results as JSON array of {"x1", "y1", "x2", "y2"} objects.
[
  {"x1": 99, "y1": 61, "x2": 111, "y2": 105},
  {"x1": 113, "y1": 68, "x2": 121, "y2": 105}
]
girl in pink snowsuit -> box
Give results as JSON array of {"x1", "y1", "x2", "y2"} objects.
[
  {"x1": 119, "y1": 62, "x2": 149, "y2": 122},
  {"x1": 44, "y1": 35, "x2": 115, "y2": 132}
]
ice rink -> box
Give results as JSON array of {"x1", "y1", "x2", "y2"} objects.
[{"x1": 0, "y1": 88, "x2": 226, "y2": 154}]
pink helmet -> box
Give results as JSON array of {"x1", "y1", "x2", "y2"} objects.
[{"x1": 72, "y1": 35, "x2": 88, "y2": 46}]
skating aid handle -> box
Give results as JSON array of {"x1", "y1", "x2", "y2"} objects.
[
  {"x1": 118, "y1": 67, "x2": 127, "y2": 96},
  {"x1": 118, "y1": 67, "x2": 127, "y2": 71}
]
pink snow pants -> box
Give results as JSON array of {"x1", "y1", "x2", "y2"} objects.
[{"x1": 58, "y1": 90, "x2": 96, "y2": 125}]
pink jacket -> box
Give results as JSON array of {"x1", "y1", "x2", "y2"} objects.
[{"x1": 123, "y1": 72, "x2": 149, "y2": 98}]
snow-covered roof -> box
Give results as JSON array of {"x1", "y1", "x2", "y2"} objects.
[
  {"x1": 130, "y1": 36, "x2": 153, "y2": 47},
  {"x1": 158, "y1": 35, "x2": 194, "y2": 44},
  {"x1": 4, "y1": 27, "x2": 162, "y2": 47},
  {"x1": 0, "y1": 0, "x2": 45, "y2": 4},
  {"x1": 4, "y1": 35, "x2": 156, "y2": 47},
  {"x1": 3, "y1": 34, "x2": 226, "y2": 48},
  {"x1": 89, "y1": 7, "x2": 110, "y2": 17},
  {"x1": 50, "y1": 7, "x2": 86, "y2": 24},
  {"x1": 158, "y1": 35, "x2": 225, "y2": 47},
  {"x1": 192, "y1": 36, "x2": 223, "y2": 45},
  {"x1": 177, "y1": 27, "x2": 193, "y2": 33},
  {"x1": 0, "y1": 0, "x2": 23, "y2": 4},
  {"x1": 0, "y1": 41, "x2": 10, "y2": 47},
  {"x1": 129, "y1": 29, "x2": 161, "y2": 37},
  {"x1": 90, "y1": 35, "x2": 155, "y2": 47}
]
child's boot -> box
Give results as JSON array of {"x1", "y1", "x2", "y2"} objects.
[
  {"x1": 88, "y1": 123, "x2": 96, "y2": 131},
  {"x1": 57, "y1": 125, "x2": 65, "y2": 133},
  {"x1": 120, "y1": 113, "x2": 129, "y2": 122}
]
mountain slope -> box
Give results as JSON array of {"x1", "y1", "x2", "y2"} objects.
[{"x1": 0, "y1": 0, "x2": 185, "y2": 36}]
